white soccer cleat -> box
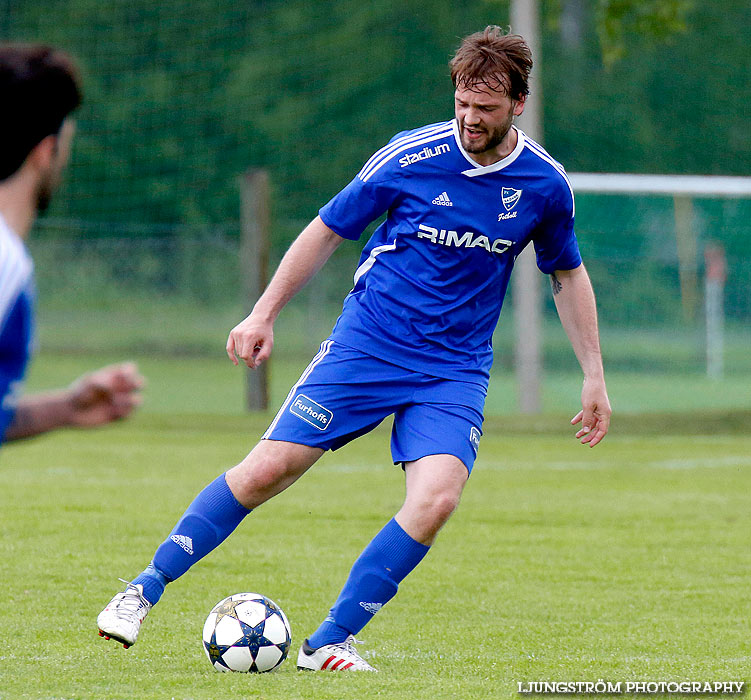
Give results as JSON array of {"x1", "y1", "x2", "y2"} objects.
[
  {"x1": 97, "y1": 580, "x2": 152, "y2": 649},
  {"x1": 297, "y1": 635, "x2": 377, "y2": 672}
]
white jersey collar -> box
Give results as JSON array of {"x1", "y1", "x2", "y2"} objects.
[
  {"x1": 0, "y1": 212, "x2": 11, "y2": 237},
  {"x1": 452, "y1": 120, "x2": 526, "y2": 177},
  {"x1": 0, "y1": 212, "x2": 33, "y2": 267},
  {"x1": 0, "y1": 212, "x2": 22, "y2": 245}
]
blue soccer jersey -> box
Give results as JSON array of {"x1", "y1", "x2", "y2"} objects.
[
  {"x1": 0, "y1": 215, "x2": 35, "y2": 443},
  {"x1": 319, "y1": 119, "x2": 582, "y2": 386}
]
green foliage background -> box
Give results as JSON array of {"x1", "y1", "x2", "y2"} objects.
[{"x1": 3, "y1": 0, "x2": 749, "y2": 237}]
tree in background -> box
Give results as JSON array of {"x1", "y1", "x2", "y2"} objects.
[{"x1": 2, "y1": 0, "x2": 748, "y2": 239}]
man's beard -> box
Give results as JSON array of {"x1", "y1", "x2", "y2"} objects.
[{"x1": 460, "y1": 113, "x2": 514, "y2": 154}]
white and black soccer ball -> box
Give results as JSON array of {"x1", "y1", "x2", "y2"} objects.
[{"x1": 202, "y1": 593, "x2": 291, "y2": 673}]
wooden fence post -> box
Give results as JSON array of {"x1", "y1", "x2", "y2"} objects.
[{"x1": 239, "y1": 169, "x2": 270, "y2": 411}]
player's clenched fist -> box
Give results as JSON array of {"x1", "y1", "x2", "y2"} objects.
[
  {"x1": 68, "y1": 362, "x2": 144, "y2": 426},
  {"x1": 226, "y1": 314, "x2": 274, "y2": 369}
]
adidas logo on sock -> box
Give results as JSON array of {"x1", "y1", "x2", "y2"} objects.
[
  {"x1": 431, "y1": 191, "x2": 453, "y2": 206},
  {"x1": 170, "y1": 534, "x2": 194, "y2": 555},
  {"x1": 359, "y1": 601, "x2": 383, "y2": 615}
]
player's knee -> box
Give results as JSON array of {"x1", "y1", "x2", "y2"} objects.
[
  {"x1": 431, "y1": 490, "x2": 461, "y2": 525},
  {"x1": 410, "y1": 488, "x2": 460, "y2": 528},
  {"x1": 227, "y1": 450, "x2": 293, "y2": 506},
  {"x1": 227, "y1": 441, "x2": 321, "y2": 508}
]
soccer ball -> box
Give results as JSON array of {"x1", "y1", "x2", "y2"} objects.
[{"x1": 202, "y1": 593, "x2": 291, "y2": 673}]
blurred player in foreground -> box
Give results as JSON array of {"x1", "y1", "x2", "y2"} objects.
[
  {"x1": 99, "y1": 27, "x2": 610, "y2": 668},
  {"x1": 0, "y1": 45, "x2": 143, "y2": 446}
]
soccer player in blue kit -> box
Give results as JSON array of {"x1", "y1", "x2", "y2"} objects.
[
  {"x1": 0, "y1": 45, "x2": 143, "y2": 448},
  {"x1": 99, "y1": 27, "x2": 611, "y2": 670}
]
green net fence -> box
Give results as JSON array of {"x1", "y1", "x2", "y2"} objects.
[
  {"x1": 4, "y1": 0, "x2": 751, "y2": 414},
  {"x1": 29, "y1": 193, "x2": 751, "y2": 375}
]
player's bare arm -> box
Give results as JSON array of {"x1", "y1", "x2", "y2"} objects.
[
  {"x1": 549, "y1": 264, "x2": 611, "y2": 447},
  {"x1": 226, "y1": 216, "x2": 344, "y2": 368},
  {"x1": 4, "y1": 362, "x2": 143, "y2": 441}
]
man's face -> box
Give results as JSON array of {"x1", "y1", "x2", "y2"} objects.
[
  {"x1": 36, "y1": 118, "x2": 75, "y2": 212},
  {"x1": 454, "y1": 80, "x2": 525, "y2": 156}
]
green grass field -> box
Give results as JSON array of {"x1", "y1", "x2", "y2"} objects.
[{"x1": 1, "y1": 355, "x2": 750, "y2": 699}]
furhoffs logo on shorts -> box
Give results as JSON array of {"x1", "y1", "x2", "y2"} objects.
[
  {"x1": 289, "y1": 393, "x2": 333, "y2": 431},
  {"x1": 469, "y1": 426, "x2": 482, "y2": 454}
]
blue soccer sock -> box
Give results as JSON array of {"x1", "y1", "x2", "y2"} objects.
[
  {"x1": 133, "y1": 473, "x2": 250, "y2": 605},
  {"x1": 307, "y1": 518, "x2": 430, "y2": 648},
  {"x1": 132, "y1": 562, "x2": 169, "y2": 606}
]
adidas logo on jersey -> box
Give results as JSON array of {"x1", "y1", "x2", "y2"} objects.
[
  {"x1": 431, "y1": 192, "x2": 453, "y2": 206},
  {"x1": 171, "y1": 534, "x2": 194, "y2": 555},
  {"x1": 359, "y1": 601, "x2": 383, "y2": 615}
]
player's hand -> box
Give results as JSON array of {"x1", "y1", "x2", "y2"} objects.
[
  {"x1": 226, "y1": 313, "x2": 274, "y2": 369},
  {"x1": 67, "y1": 362, "x2": 144, "y2": 427},
  {"x1": 570, "y1": 376, "x2": 611, "y2": 447}
]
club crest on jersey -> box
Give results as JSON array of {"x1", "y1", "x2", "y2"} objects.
[
  {"x1": 290, "y1": 393, "x2": 333, "y2": 430},
  {"x1": 501, "y1": 187, "x2": 522, "y2": 211}
]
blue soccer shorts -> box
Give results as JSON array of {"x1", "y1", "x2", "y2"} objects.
[{"x1": 263, "y1": 340, "x2": 486, "y2": 473}]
